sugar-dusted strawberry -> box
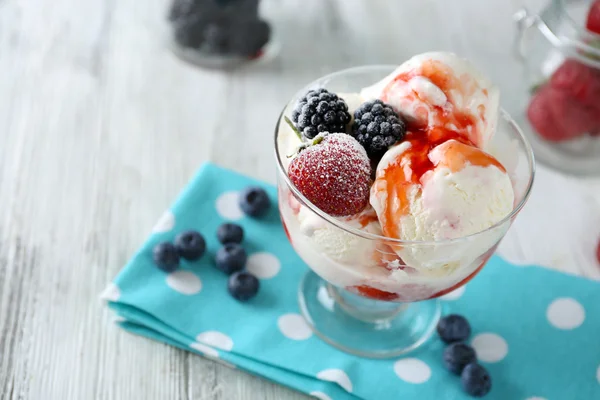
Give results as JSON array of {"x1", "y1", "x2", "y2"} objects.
[
  {"x1": 288, "y1": 133, "x2": 372, "y2": 217},
  {"x1": 586, "y1": 0, "x2": 600, "y2": 34},
  {"x1": 550, "y1": 59, "x2": 600, "y2": 112}
]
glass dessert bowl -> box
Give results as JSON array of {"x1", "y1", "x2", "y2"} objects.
[{"x1": 275, "y1": 58, "x2": 535, "y2": 359}]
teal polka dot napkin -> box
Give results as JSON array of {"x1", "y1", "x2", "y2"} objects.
[{"x1": 102, "y1": 162, "x2": 600, "y2": 400}]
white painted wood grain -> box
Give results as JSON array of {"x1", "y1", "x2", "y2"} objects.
[{"x1": 0, "y1": 0, "x2": 598, "y2": 399}]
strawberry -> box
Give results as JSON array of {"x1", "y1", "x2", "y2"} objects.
[
  {"x1": 550, "y1": 60, "x2": 600, "y2": 113},
  {"x1": 527, "y1": 86, "x2": 570, "y2": 141},
  {"x1": 288, "y1": 133, "x2": 372, "y2": 216},
  {"x1": 547, "y1": 88, "x2": 600, "y2": 137},
  {"x1": 527, "y1": 85, "x2": 600, "y2": 141},
  {"x1": 596, "y1": 237, "x2": 600, "y2": 265},
  {"x1": 586, "y1": 0, "x2": 600, "y2": 34}
]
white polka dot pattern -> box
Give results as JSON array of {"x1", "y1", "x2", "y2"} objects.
[
  {"x1": 246, "y1": 252, "x2": 281, "y2": 279},
  {"x1": 547, "y1": 297, "x2": 585, "y2": 330},
  {"x1": 100, "y1": 282, "x2": 121, "y2": 302},
  {"x1": 309, "y1": 391, "x2": 332, "y2": 400},
  {"x1": 393, "y1": 358, "x2": 431, "y2": 384},
  {"x1": 471, "y1": 333, "x2": 508, "y2": 363},
  {"x1": 190, "y1": 342, "x2": 219, "y2": 358},
  {"x1": 215, "y1": 191, "x2": 244, "y2": 220},
  {"x1": 277, "y1": 313, "x2": 312, "y2": 340},
  {"x1": 152, "y1": 210, "x2": 175, "y2": 233},
  {"x1": 166, "y1": 271, "x2": 202, "y2": 295},
  {"x1": 316, "y1": 369, "x2": 353, "y2": 393},
  {"x1": 196, "y1": 331, "x2": 234, "y2": 351}
]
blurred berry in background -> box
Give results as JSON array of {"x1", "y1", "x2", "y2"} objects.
[{"x1": 168, "y1": 0, "x2": 272, "y2": 67}]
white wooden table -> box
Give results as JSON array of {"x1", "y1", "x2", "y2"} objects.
[{"x1": 1, "y1": 0, "x2": 599, "y2": 398}]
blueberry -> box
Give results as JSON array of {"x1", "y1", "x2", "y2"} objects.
[
  {"x1": 443, "y1": 342, "x2": 477, "y2": 374},
  {"x1": 217, "y1": 223, "x2": 244, "y2": 244},
  {"x1": 437, "y1": 314, "x2": 471, "y2": 344},
  {"x1": 153, "y1": 242, "x2": 180, "y2": 272},
  {"x1": 461, "y1": 363, "x2": 492, "y2": 397},
  {"x1": 215, "y1": 243, "x2": 247, "y2": 275},
  {"x1": 174, "y1": 230, "x2": 206, "y2": 260},
  {"x1": 239, "y1": 186, "x2": 270, "y2": 217},
  {"x1": 228, "y1": 271, "x2": 259, "y2": 301}
]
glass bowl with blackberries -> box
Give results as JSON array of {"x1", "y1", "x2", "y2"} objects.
[{"x1": 168, "y1": 0, "x2": 277, "y2": 69}]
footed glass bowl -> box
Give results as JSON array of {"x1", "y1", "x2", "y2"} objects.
[{"x1": 274, "y1": 66, "x2": 535, "y2": 358}]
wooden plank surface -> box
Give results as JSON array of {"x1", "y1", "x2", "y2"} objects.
[{"x1": 0, "y1": 0, "x2": 598, "y2": 398}]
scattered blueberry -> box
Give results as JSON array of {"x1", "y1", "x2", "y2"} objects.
[
  {"x1": 228, "y1": 271, "x2": 260, "y2": 301},
  {"x1": 215, "y1": 243, "x2": 247, "y2": 275},
  {"x1": 217, "y1": 223, "x2": 244, "y2": 244},
  {"x1": 153, "y1": 242, "x2": 180, "y2": 272},
  {"x1": 239, "y1": 186, "x2": 270, "y2": 217},
  {"x1": 437, "y1": 314, "x2": 471, "y2": 344},
  {"x1": 461, "y1": 363, "x2": 492, "y2": 397},
  {"x1": 174, "y1": 230, "x2": 206, "y2": 260},
  {"x1": 443, "y1": 342, "x2": 477, "y2": 374}
]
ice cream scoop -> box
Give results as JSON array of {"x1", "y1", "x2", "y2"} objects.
[
  {"x1": 371, "y1": 140, "x2": 513, "y2": 243},
  {"x1": 361, "y1": 52, "x2": 499, "y2": 149},
  {"x1": 366, "y1": 52, "x2": 513, "y2": 271}
]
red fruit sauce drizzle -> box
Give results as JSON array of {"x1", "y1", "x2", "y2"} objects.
[
  {"x1": 351, "y1": 244, "x2": 498, "y2": 302},
  {"x1": 375, "y1": 59, "x2": 502, "y2": 240},
  {"x1": 349, "y1": 60, "x2": 504, "y2": 301}
]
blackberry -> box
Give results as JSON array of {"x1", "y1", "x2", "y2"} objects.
[
  {"x1": 173, "y1": 14, "x2": 208, "y2": 48},
  {"x1": 351, "y1": 99, "x2": 406, "y2": 158},
  {"x1": 229, "y1": 19, "x2": 270, "y2": 56},
  {"x1": 291, "y1": 89, "x2": 351, "y2": 140},
  {"x1": 202, "y1": 22, "x2": 230, "y2": 54},
  {"x1": 168, "y1": 0, "x2": 200, "y2": 23}
]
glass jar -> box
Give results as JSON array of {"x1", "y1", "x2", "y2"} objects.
[
  {"x1": 514, "y1": 0, "x2": 600, "y2": 175},
  {"x1": 167, "y1": 0, "x2": 278, "y2": 69}
]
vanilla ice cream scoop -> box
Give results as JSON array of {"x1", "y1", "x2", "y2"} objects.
[
  {"x1": 373, "y1": 139, "x2": 513, "y2": 241},
  {"x1": 361, "y1": 52, "x2": 500, "y2": 149},
  {"x1": 370, "y1": 139, "x2": 514, "y2": 271}
]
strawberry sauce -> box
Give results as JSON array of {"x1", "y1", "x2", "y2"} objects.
[{"x1": 373, "y1": 59, "x2": 501, "y2": 241}]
